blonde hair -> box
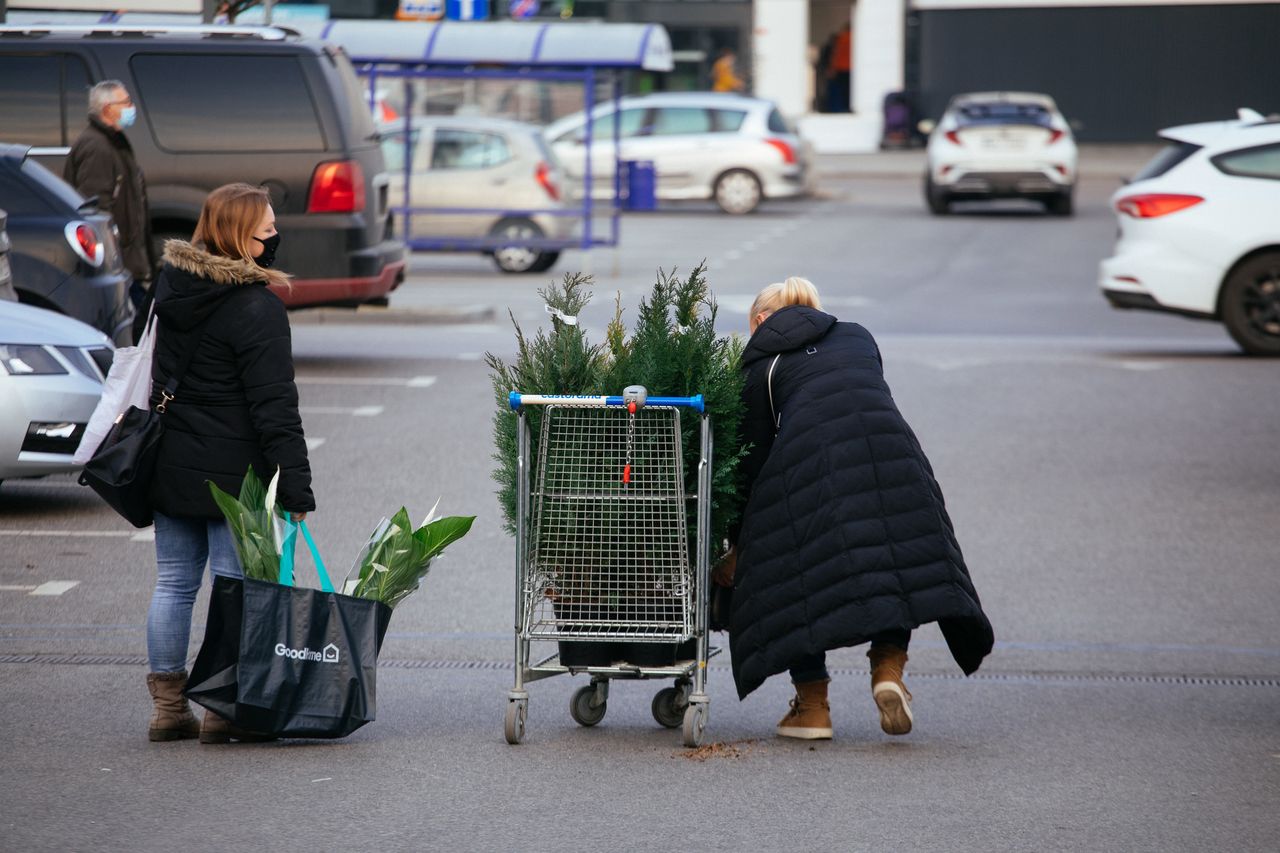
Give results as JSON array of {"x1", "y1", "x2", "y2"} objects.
[
  {"x1": 191, "y1": 183, "x2": 290, "y2": 288},
  {"x1": 749, "y1": 276, "x2": 822, "y2": 323}
]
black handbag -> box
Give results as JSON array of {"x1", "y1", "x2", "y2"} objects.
[{"x1": 79, "y1": 307, "x2": 219, "y2": 528}]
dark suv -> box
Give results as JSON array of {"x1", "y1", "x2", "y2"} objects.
[
  {"x1": 0, "y1": 25, "x2": 405, "y2": 308},
  {"x1": 0, "y1": 145, "x2": 132, "y2": 344}
]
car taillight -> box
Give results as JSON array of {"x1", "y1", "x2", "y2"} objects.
[
  {"x1": 1047, "y1": 129, "x2": 1065, "y2": 145},
  {"x1": 944, "y1": 130, "x2": 962, "y2": 145},
  {"x1": 1115, "y1": 193, "x2": 1204, "y2": 218},
  {"x1": 764, "y1": 138, "x2": 796, "y2": 164},
  {"x1": 535, "y1": 161, "x2": 560, "y2": 201},
  {"x1": 307, "y1": 160, "x2": 366, "y2": 213},
  {"x1": 65, "y1": 221, "x2": 104, "y2": 267}
]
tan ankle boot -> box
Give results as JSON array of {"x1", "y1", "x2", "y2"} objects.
[
  {"x1": 868, "y1": 646, "x2": 913, "y2": 735},
  {"x1": 199, "y1": 711, "x2": 277, "y2": 744},
  {"x1": 776, "y1": 678, "x2": 833, "y2": 740},
  {"x1": 146, "y1": 671, "x2": 200, "y2": 742}
]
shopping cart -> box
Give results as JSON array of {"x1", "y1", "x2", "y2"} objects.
[{"x1": 503, "y1": 386, "x2": 714, "y2": 746}]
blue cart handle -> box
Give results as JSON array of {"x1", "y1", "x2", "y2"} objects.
[{"x1": 509, "y1": 392, "x2": 704, "y2": 412}]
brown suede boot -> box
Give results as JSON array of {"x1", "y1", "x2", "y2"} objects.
[
  {"x1": 199, "y1": 711, "x2": 278, "y2": 744},
  {"x1": 868, "y1": 646, "x2": 914, "y2": 735},
  {"x1": 146, "y1": 671, "x2": 200, "y2": 742},
  {"x1": 776, "y1": 678, "x2": 833, "y2": 740}
]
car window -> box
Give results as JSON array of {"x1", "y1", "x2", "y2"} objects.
[
  {"x1": 953, "y1": 102, "x2": 1053, "y2": 129},
  {"x1": 380, "y1": 130, "x2": 419, "y2": 173},
  {"x1": 650, "y1": 108, "x2": 712, "y2": 136},
  {"x1": 131, "y1": 54, "x2": 326, "y2": 152},
  {"x1": 767, "y1": 109, "x2": 794, "y2": 134},
  {"x1": 430, "y1": 129, "x2": 511, "y2": 170},
  {"x1": 0, "y1": 168, "x2": 57, "y2": 215},
  {"x1": 712, "y1": 109, "x2": 748, "y2": 133},
  {"x1": 579, "y1": 109, "x2": 647, "y2": 142},
  {"x1": 1131, "y1": 141, "x2": 1203, "y2": 182},
  {"x1": 0, "y1": 55, "x2": 64, "y2": 147},
  {"x1": 61, "y1": 56, "x2": 91, "y2": 146},
  {"x1": 1211, "y1": 143, "x2": 1280, "y2": 181}
]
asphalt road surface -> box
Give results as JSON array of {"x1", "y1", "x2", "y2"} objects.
[{"x1": 2, "y1": 160, "x2": 1276, "y2": 852}]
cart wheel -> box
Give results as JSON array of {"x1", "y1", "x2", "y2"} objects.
[
  {"x1": 504, "y1": 699, "x2": 527, "y2": 745},
  {"x1": 651, "y1": 687, "x2": 686, "y2": 729},
  {"x1": 682, "y1": 702, "x2": 708, "y2": 747},
  {"x1": 569, "y1": 684, "x2": 607, "y2": 727}
]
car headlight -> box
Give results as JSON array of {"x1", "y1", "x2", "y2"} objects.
[{"x1": 0, "y1": 344, "x2": 68, "y2": 376}]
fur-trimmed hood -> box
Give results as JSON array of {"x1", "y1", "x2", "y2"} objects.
[{"x1": 162, "y1": 239, "x2": 266, "y2": 286}]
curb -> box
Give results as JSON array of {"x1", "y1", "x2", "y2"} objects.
[{"x1": 288, "y1": 304, "x2": 495, "y2": 326}]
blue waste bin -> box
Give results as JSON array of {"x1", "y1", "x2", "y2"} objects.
[{"x1": 622, "y1": 160, "x2": 656, "y2": 211}]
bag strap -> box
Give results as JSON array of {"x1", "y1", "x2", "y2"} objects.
[
  {"x1": 154, "y1": 298, "x2": 226, "y2": 413},
  {"x1": 766, "y1": 353, "x2": 782, "y2": 435},
  {"x1": 279, "y1": 519, "x2": 334, "y2": 593}
]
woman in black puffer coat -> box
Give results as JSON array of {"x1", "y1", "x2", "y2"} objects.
[
  {"x1": 715, "y1": 277, "x2": 993, "y2": 740},
  {"x1": 141, "y1": 183, "x2": 313, "y2": 744}
]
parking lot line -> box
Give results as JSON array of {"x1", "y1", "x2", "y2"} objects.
[
  {"x1": 0, "y1": 530, "x2": 134, "y2": 539},
  {"x1": 299, "y1": 405, "x2": 384, "y2": 417},
  {"x1": 295, "y1": 375, "x2": 436, "y2": 387},
  {"x1": 30, "y1": 581, "x2": 79, "y2": 596},
  {"x1": 306, "y1": 438, "x2": 326, "y2": 450}
]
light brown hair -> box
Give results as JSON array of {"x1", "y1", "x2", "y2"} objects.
[{"x1": 191, "y1": 183, "x2": 290, "y2": 288}]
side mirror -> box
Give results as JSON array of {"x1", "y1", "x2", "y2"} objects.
[{"x1": 917, "y1": 119, "x2": 936, "y2": 136}]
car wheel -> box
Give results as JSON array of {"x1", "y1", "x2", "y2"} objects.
[
  {"x1": 713, "y1": 169, "x2": 761, "y2": 215},
  {"x1": 924, "y1": 175, "x2": 949, "y2": 215},
  {"x1": 1047, "y1": 192, "x2": 1074, "y2": 217},
  {"x1": 1220, "y1": 253, "x2": 1280, "y2": 357},
  {"x1": 490, "y1": 218, "x2": 549, "y2": 274}
]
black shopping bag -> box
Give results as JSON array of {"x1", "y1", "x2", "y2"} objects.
[{"x1": 186, "y1": 521, "x2": 393, "y2": 738}]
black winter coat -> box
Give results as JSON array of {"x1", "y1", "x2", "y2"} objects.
[
  {"x1": 729, "y1": 306, "x2": 993, "y2": 699},
  {"x1": 148, "y1": 241, "x2": 313, "y2": 519},
  {"x1": 64, "y1": 117, "x2": 155, "y2": 281}
]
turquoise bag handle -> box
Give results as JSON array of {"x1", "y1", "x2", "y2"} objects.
[{"x1": 279, "y1": 518, "x2": 334, "y2": 593}]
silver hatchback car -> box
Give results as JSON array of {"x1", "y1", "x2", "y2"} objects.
[{"x1": 545, "y1": 92, "x2": 814, "y2": 214}]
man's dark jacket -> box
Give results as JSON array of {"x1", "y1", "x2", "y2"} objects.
[
  {"x1": 148, "y1": 240, "x2": 313, "y2": 519},
  {"x1": 729, "y1": 306, "x2": 993, "y2": 699},
  {"x1": 64, "y1": 116, "x2": 155, "y2": 281}
]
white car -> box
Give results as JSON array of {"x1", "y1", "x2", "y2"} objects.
[
  {"x1": 924, "y1": 91, "x2": 1078, "y2": 216},
  {"x1": 0, "y1": 299, "x2": 111, "y2": 486},
  {"x1": 380, "y1": 116, "x2": 571, "y2": 274},
  {"x1": 545, "y1": 92, "x2": 813, "y2": 215},
  {"x1": 1100, "y1": 109, "x2": 1280, "y2": 356}
]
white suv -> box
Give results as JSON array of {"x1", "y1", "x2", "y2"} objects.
[
  {"x1": 924, "y1": 91, "x2": 1077, "y2": 216},
  {"x1": 1100, "y1": 109, "x2": 1280, "y2": 356}
]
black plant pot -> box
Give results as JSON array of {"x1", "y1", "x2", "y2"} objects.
[{"x1": 622, "y1": 638, "x2": 697, "y2": 666}]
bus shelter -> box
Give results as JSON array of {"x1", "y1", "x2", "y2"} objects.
[{"x1": 293, "y1": 19, "x2": 673, "y2": 260}]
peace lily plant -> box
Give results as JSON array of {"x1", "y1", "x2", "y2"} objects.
[{"x1": 208, "y1": 468, "x2": 474, "y2": 609}]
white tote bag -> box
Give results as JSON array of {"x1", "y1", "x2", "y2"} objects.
[{"x1": 73, "y1": 312, "x2": 157, "y2": 465}]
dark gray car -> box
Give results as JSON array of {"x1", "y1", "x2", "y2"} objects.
[{"x1": 0, "y1": 145, "x2": 132, "y2": 345}]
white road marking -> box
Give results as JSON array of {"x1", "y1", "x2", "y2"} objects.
[
  {"x1": 1118, "y1": 361, "x2": 1167, "y2": 371},
  {"x1": 0, "y1": 530, "x2": 134, "y2": 538},
  {"x1": 0, "y1": 584, "x2": 36, "y2": 592},
  {"x1": 296, "y1": 375, "x2": 437, "y2": 387},
  {"x1": 306, "y1": 438, "x2": 326, "y2": 451},
  {"x1": 30, "y1": 581, "x2": 79, "y2": 596},
  {"x1": 456, "y1": 353, "x2": 484, "y2": 362},
  {"x1": 131, "y1": 529, "x2": 155, "y2": 542},
  {"x1": 299, "y1": 405, "x2": 384, "y2": 417}
]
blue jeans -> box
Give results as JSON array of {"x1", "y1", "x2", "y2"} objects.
[
  {"x1": 790, "y1": 629, "x2": 912, "y2": 684},
  {"x1": 147, "y1": 512, "x2": 242, "y2": 673}
]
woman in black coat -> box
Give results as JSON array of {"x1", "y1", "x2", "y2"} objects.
[
  {"x1": 715, "y1": 277, "x2": 993, "y2": 740},
  {"x1": 142, "y1": 183, "x2": 313, "y2": 744}
]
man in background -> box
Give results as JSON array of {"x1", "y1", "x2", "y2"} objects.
[{"x1": 65, "y1": 80, "x2": 156, "y2": 337}]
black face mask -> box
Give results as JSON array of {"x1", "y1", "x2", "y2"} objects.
[{"x1": 253, "y1": 233, "x2": 281, "y2": 269}]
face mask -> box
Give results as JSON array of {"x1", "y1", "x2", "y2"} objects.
[
  {"x1": 118, "y1": 106, "x2": 137, "y2": 129},
  {"x1": 253, "y1": 233, "x2": 281, "y2": 269}
]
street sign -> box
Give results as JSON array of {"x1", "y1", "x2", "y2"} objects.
[
  {"x1": 446, "y1": 0, "x2": 489, "y2": 20},
  {"x1": 508, "y1": 0, "x2": 539, "y2": 20}
]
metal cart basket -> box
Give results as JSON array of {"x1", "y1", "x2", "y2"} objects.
[{"x1": 504, "y1": 387, "x2": 713, "y2": 746}]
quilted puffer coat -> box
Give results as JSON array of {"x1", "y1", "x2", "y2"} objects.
[
  {"x1": 147, "y1": 240, "x2": 313, "y2": 519},
  {"x1": 729, "y1": 306, "x2": 993, "y2": 699}
]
